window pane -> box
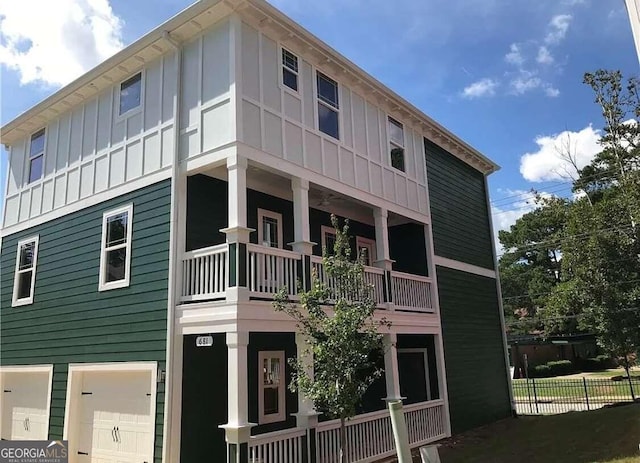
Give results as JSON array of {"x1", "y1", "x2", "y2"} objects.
[
  {"x1": 359, "y1": 246, "x2": 370, "y2": 266},
  {"x1": 325, "y1": 232, "x2": 337, "y2": 255},
  {"x1": 120, "y1": 73, "x2": 142, "y2": 115},
  {"x1": 30, "y1": 130, "x2": 45, "y2": 157},
  {"x1": 106, "y1": 248, "x2": 127, "y2": 282},
  {"x1": 391, "y1": 147, "x2": 405, "y2": 172},
  {"x1": 28, "y1": 155, "x2": 44, "y2": 183},
  {"x1": 18, "y1": 242, "x2": 35, "y2": 270},
  {"x1": 282, "y1": 49, "x2": 298, "y2": 72},
  {"x1": 318, "y1": 103, "x2": 339, "y2": 139},
  {"x1": 262, "y1": 217, "x2": 279, "y2": 248},
  {"x1": 17, "y1": 272, "x2": 33, "y2": 300},
  {"x1": 317, "y1": 73, "x2": 338, "y2": 108},
  {"x1": 283, "y1": 68, "x2": 298, "y2": 91},
  {"x1": 263, "y1": 387, "x2": 279, "y2": 415},
  {"x1": 389, "y1": 118, "x2": 404, "y2": 146},
  {"x1": 106, "y1": 213, "x2": 128, "y2": 247}
]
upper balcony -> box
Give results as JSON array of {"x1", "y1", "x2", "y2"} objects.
[{"x1": 179, "y1": 159, "x2": 435, "y2": 314}]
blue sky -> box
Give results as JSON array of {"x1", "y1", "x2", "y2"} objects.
[{"x1": 1, "y1": 0, "x2": 638, "y2": 240}]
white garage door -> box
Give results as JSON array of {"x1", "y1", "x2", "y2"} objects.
[
  {"x1": 1, "y1": 371, "x2": 50, "y2": 440},
  {"x1": 76, "y1": 371, "x2": 154, "y2": 463}
]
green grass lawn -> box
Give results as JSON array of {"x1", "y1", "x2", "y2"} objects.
[
  {"x1": 434, "y1": 403, "x2": 640, "y2": 463},
  {"x1": 512, "y1": 378, "x2": 638, "y2": 399}
]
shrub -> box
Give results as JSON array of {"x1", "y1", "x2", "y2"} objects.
[
  {"x1": 531, "y1": 364, "x2": 552, "y2": 378},
  {"x1": 582, "y1": 355, "x2": 617, "y2": 371},
  {"x1": 547, "y1": 360, "x2": 574, "y2": 376}
]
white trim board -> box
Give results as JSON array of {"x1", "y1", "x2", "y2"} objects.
[{"x1": 433, "y1": 256, "x2": 497, "y2": 279}]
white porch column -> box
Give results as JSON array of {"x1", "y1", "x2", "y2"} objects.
[
  {"x1": 289, "y1": 177, "x2": 315, "y2": 292},
  {"x1": 222, "y1": 154, "x2": 252, "y2": 242},
  {"x1": 289, "y1": 178, "x2": 314, "y2": 255},
  {"x1": 373, "y1": 208, "x2": 392, "y2": 270},
  {"x1": 221, "y1": 331, "x2": 254, "y2": 463},
  {"x1": 383, "y1": 333, "x2": 403, "y2": 401},
  {"x1": 374, "y1": 208, "x2": 395, "y2": 309},
  {"x1": 221, "y1": 155, "x2": 254, "y2": 302},
  {"x1": 293, "y1": 332, "x2": 318, "y2": 424}
]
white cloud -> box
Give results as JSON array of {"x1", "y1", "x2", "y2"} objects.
[
  {"x1": 520, "y1": 125, "x2": 601, "y2": 182},
  {"x1": 491, "y1": 189, "x2": 550, "y2": 255},
  {"x1": 461, "y1": 78, "x2": 499, "y2": 99},
  {"x1": 510, "y1": 73, "x2": 542, "y2": 95},
  {"x1": 505, "y1": 43, "x2": 524, "y2": 66},
  {"x1": 545, "y1": 86, "x2": 560, "y2": 97},
  {"x1": 0, "y1": 0, "x2": 124, "y2": 87},
  {"x1": 536, "y1": 46, "x2": 554, "y2": 65},
  {"x1": 545, "y1": 14, "x2": 572, "y2": 45}
]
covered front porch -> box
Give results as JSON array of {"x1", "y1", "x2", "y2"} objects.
[
  {"x1": 179, "y1": 156, "x2": 435, "y2": 314},
  {"x1": 178, "y1": 330, "x2": 449, "y2": 463}
]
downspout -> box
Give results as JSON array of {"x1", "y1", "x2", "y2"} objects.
[
  {"x1": 161, "y1": 30, "x2": 182, "y2": 463},
  {"x1": 484, "y1": 173, "x2": 517, "y2": 417}
]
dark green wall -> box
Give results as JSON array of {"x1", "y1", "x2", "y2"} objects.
[
  {"x1": 437, "y1": 266, "x2": 511, "y2": 433},
  {"x1": 0, "y1": 180, "x2": 170, "y2": 463},
  {"x1": 248, "y1": 332, "x2": 298, "y2": 434},
  {"x1": 180, "y1": 334, "x2": 228, "y2": 463},
  {"x1": 389, "y1": 223, "x2": 428, "y2": 276},
  {"x1": 425, "y1": 139, "x2": 494, "y2": 270}
]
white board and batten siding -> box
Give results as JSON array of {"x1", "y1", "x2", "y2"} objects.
[
  {"x1": 179, "y1": 19, "x2": 235, "y2": 163},
  {"x1": 239, "y1": 22, "x2": 430, "y2": 216},
  {"x1": 3, "y1": 52, "x2": 178, "y2": 230}
]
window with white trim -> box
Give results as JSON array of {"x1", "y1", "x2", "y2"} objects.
[
  {"x1": 355, "y1": 236, "x2": 376, "y2": 266},
  {"x1": 258, "y1": 351, "x2": 286, "y2": 424},
  {"x1": 282, "y1": 48, "x2": 299, "y2": 92},
  {"x1": 258, "y1": 209, "x2": 283, "y2": 248},
  {"x1": 12, "y1": 236, "x2": 39, "y2": 306},
  {"x1": 119, "y1": 73, "x2": 142, "y2": 116},
  {"x1": 321, "y1": 225, "x2": 337, "y2": 256},
  {"x1": 99, "y1": 204, "x2": 133, "y2": 291},
  {"x1": 317, "y1": 72, "x2": 340, "y2": 139},
  {"x1": 389, "y1": 117, "x2": 405, "y2": 172},
  {"x1": 28, "y1": 129, "x2": 45, "y2": 184}
]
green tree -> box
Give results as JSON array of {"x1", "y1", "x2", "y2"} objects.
[
  {"x1": 498, "y1": 196, "x2": 569, "y2": 334},
  {"x1": 274, "y1": 216, "x2": 389, "y2": 463},
  {"x1": 545, "y1": 70, "x2": 640, "y2": 374}
]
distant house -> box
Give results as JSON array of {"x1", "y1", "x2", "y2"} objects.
[
  {"x1": 0, "y1": 0, "x2": 512, "y2": 462},
  {"x1": 509, "y1": 333, "x2": 600, "y2": 377}
]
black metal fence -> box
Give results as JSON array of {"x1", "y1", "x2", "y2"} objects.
[{"x1": 512, "y1": 377, "x2": 640, "y2": 415}]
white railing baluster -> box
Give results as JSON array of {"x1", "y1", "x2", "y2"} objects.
[
  {"x1": 245, "y1": 244, "x2": 301, "y2": 299},
  {"x1": 180, "y1": 244, "x2": 228, "y2": 302},
  {"x1": 312, "y1": 401, "x2": 446, "y2": 463},
  {"x1": 390, "y1": 270, "x2": 434, "y2": 312}
]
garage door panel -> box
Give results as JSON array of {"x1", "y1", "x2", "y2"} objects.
[
  {"x1": 77, "y1": 369, "x2": 154, "y2": 463},
  {"x1": 1, "y1": 371, "x2": 50, "y2": 441}
]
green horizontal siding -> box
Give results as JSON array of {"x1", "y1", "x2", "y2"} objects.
[
  {"x1": 437, "y1": 266, "x2": 511, "y2": 433},
  {"x1": 425, "y1": 139, "x2": 494, "y2": 269},
  {"x1": 0, "y1": 180, "x2": 170, "y2": 463}
]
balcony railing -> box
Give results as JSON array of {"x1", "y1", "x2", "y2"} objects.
[
  {"x1": 247, "y1": 243, "x2": 300, "y2": 298},
  {"x1": 181, "y1": 244, "x2": 228, "y2": 302},
  {"x1": 311, "y1": 256, "x2": 386, "y2": 307},
  {"x1": 391, "y1": 271, "x2": 433, "y2": 312},
  {"x1": 180, "y1": 245, "x2": 434, "y2": 312},
  {"x1": 246, "y1": 400, "x2": 446, "y2": 463}
]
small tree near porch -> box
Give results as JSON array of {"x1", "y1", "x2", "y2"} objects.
[{"x1": 274, "y1": 215, "x2": 390, "y2": 463}]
